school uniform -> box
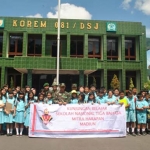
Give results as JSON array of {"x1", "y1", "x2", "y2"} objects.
[
  {"x1": 87, "y1": 99, "x2": 95, "y2": 104},
  {"x1": 136, "y1": 100, "x2": 149, "y2": 124},
  {"x1": 70, "y1": 98, "x2": 78, "y2": 104},
  {"x1": 4, "y1": 98, "x2": 15, "y2": 123},
  {"x1": 84, "y1": 93, "x2": 89, "y2": 102},
  {"x1": 24, "y1": 99, "x2": 34, "y2": 127},
  {"x1": 15, "y1": 99, "x2": 25, "y2": 123},
  {"x1": 0, "y1": 98, "x2": 5, "y2": 124},
  {"x1": 44, "y1": 99, "x2": 53, "y2": 105},
  {"x1": 118, "y1": 97, "x2": 130, "y2": 121},
  {"x1": 127, "y1": 96, "x2": 136, "y2": 122},
  {"x1": 105, "y1": 95, "x2": 116, "y2": 103},
  {"x1": 147, "y1": 100, "x2": 150, "y2": 123},
  {"x1": 96, "y1": 96, "x2": 106, "y2": 104}
]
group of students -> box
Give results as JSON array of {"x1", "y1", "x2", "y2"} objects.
[{"x1": 0, "y1": 83, "x2": 150, "y2": 137}]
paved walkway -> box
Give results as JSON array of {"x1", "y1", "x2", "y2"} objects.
[{"x1": 0, "y1": 135, "x2": 150, "y2": 150}]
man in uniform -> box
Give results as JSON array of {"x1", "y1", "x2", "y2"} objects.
[
  {"x1": 54, "y1": 83, "x2": 70, "y2": 105},
  {"x1": 51, "y1": 82, "x2": 59, "y2": 101},
  {"x1": 43, "y1": 83, "x2": 50, "y2": 95}
]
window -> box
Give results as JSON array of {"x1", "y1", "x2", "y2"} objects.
[
  {"x1": 107, "y1": 37, "x2": 118, "y2": 60},
  {"x1": 88, "y1": 36, "x2": 101, "y2": 59},
  {"x1": 28, "y1": 34, "x2": 42, "y2": 56},
  {"x1": 9, "y1": 34, "x2": 23, "y2": 57},
  {"x1": 0, "y1": 33, "x2": 3, "y2": 57},
  {"x1": 70, "y1": 36, "x2": 83, "y2": 58},
  {"x1": 125, "y1": 38, "x2": 136, "y2": 60},
  {"x1": 46, "y1": 35, "x2": 66, "y2": 57}
]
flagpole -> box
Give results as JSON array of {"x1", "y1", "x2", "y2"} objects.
[{"x1": 56, "y1": 0, "x2": 61, "y2": 85}]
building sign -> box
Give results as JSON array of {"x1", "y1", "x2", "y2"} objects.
[
  {"x1": 106, "y1": 22, "x2": 116, "y2": 32},
  {"x1": 12, "y1": 20, "x2": 99, "y2": 30},
  {"x1": 0, "y1": 19, "x2": 4, "y2": 28}
]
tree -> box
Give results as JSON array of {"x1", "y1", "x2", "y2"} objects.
[
  {"x1": 92, "y1": 76, "x2": 96, "y2": 87},
  {"x1": 129, "y1": 78, "x2": 134, "y2": 90},
  {"x1": 110, "y1": 74, "x2": 120, "y2": 89},
  {"x1": 144, "y1": 80, "x2": 150, "y2": 90}
]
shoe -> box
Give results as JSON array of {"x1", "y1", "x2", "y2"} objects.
[
  {"x1": 7, "y1": 134, "x2": 10, "y2": 136},
  {"x1": 131, "y1": 132, "x2": 136, "y2": 136},
  {"x1": 126, "y1": 131, "x2": 130, "y2": 135},
  {"x1": 16, "y1": 134, "x2": 19, "y2": 137},
  {"x1": 142, "y1": 131, "x2": 147, "y2": 136},
  {"x1": 9, "y1": 133, "x2": 13, "y2": 136},
  {"x1": 137, "y1": 132, "x2": 141, "y2": 136}
]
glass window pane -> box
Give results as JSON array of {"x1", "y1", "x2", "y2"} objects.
[
  {"x1": 9, "y1": 34, "x2": 23, "y2": 53},
  {"x1": 107, "y1": 37, "x2": 118, "y2": 59},
  {"x1": 88, "y1": 41, "x2": 93, "y2": 55},
  {"x1": 70, "y1": 41, "x2": 76, "y2": 55},
  {"x1": 28, "y1": 34, "x2": 42, "y2": 55},
  {"x1": 77, "y1": 41, "x2": 83, "y2": 55}
]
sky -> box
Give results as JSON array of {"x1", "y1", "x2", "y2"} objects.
[{"x1": 0, "y1": 0, "x2": 150, "y2": 66}]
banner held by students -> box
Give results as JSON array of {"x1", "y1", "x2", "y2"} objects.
[{"x1": 29, "y1": 103, "x2": 126, "y2": 138}]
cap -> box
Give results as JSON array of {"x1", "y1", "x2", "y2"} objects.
[
  {"x1": 71, "y1": 90, "x2": 77, "y2": 94},
  {"x1": 60, "y1": 83, "x2": 66, "y2": 87},
  {"x1": 52, "y1": 82, "x2": 57, "y2": 86},
  {"x1": 43, "y1": 83, "x2": 49, "y2": 87},
  {"x1": 72, "y1": 84, "x2": 77, "y2": 88}
]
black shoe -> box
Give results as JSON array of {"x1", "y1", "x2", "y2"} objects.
[
  {"x1": 131, "y1": 132, "x2": 136, "y2": 136},
  {"x1": 9, "y1": 133, "x2": 13, "y2": 136},
  {"x1": 126, "y1": 131, "x2": 130, "y2": 135},
  {"x1": 137, "y1": 132, "x2": 141, "y2": 136},
  {"x1": 142, "y1": 131, "x2": 147, "y2": 136}
]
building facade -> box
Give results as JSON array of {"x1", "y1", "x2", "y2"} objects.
[{"x1": 0, "y1": 17, "x2": 147, "y2": 91}]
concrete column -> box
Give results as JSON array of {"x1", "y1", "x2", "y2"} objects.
[
  {"x1": 1, "y1": 67, "x2": 6, "y2": 87},
  {"x1": 42, "y1": 32, "x2": 46, "y2": 57},
  {"x1": 84, "y1": 34, "x2": 88, "y2": 58},
  {"x1": 103, "y1": 34, "x2": 107, "y2": 61},
  {"x1": 103, "y1": 69, "x2": 107, "y2": 89},
  {"x1": 27, "y1": 69, "x2": 32, "y2": 87},
  {"x1": 122, "y1": 69, "x2": 126, "y2": 91},
  {"x1": 79, "y1": 70, "x2": 84, "y2": 86},
  {"x1": 67, "y1": 33, "x2": 70, "y2": 57},
  {"x1": 22, "y1": 32, "x2": 27, "y2": 56},
  {"x1": 2, "y1": 30, "x2": 8, "y2": 58},
  {"x1": 121, "y1": 35, "x2": 125, "y2": 61}
]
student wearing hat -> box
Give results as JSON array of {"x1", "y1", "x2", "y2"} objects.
[
  {"x1": 71, "y1": 84, "x2": 77, "y2": 91},
  {"x1": 55, "y1": 83, "x2": 70, "y2": 105},
  {"x1": 70, "y1": 90, "x2": 78, "y2": 104},
  {"x1": 43, "y1": 83, "x2": 50, "y2": 95}
]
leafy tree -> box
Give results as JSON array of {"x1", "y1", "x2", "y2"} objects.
[
  {"x1": 110, "y1": 74, "x2": 120, "y2": 89},
  {"x1": 129, "y1": 78, "x2": 134, "y2": 90},
  {"x1": 144, "y1": 80, "x2": 150, "y2": 90}
]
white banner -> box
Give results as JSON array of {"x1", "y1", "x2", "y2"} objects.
[{"x1": 29, "y1": 103, "x2": 126, "y2": 138}]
